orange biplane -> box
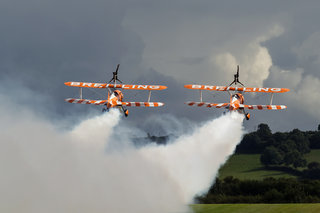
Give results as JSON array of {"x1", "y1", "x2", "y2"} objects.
[
  {"x1": 184, "y1": 66, "x2": 289, "y2": 120},
  {"x1": 65, "y1": 64, "x2": 167, "y2": 117}
]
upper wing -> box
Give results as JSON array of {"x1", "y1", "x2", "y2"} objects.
[
  {"x1": 239, "y1": 104, "x2": 287, "y2": 110},
  {"x1": 65, "y1": 98, "x2": 107, "y2": 105},
  {"x1": 65, "y1": 82, "x2": 167, "y2": 90},
  {"x1": 184, "y1": 85, "x2": 290, "y2": 93},
  {"x1": 121, "y1": 102, "x2": 164, "y2": 107},
  {"x1": 185, "y1": 102, "x2": 229, "y2": 108}
]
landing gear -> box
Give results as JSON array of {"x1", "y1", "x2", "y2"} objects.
[
  {"x1": 245, "y1": 113, "x2": 250, "y2": 120},
  {"x1": 124, "y1": 109, "x2": 129, "y2": 117},
  {"x1": 102, "y1": 107, "x2": 109, "y2": 113},
  {"x1": 121, "y1": 106, "x2": 129, "y2": 117}
]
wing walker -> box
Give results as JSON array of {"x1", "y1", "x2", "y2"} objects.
[
  {"x1": 64, "y1": 64, "x2": 167, "y2": 117},
  {"x1": 184, "y1": 65, "x2": 290, "y2": 120}
]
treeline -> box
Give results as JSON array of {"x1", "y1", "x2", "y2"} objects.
[
  {"x1": 236, "y1": 123, "x2": 320, "y2": 178},
  {"x1": 196, "y1": 176, "x2": 320, "y2": 203},
  {"x1": 236, "y1": 123, "x2": 320, "y2": 155}
]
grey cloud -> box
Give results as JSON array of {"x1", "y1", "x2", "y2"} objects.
[
  {"x1": 1, "y1": 0, "x2": 320, "y2": 132},
  {"x1": 0, "y1": 0, "x2": 144, "y2": 118}
]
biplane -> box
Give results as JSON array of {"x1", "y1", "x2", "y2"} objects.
[
  {"x1": 64, "y1": 64, "x2": 167, "y2": 117},
  {"x1": 184, "y1": 65, "x2": 289, "y2": 120}
]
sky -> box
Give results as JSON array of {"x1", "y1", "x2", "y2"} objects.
[{"x1": 1, "y1": 0, "x2": 320, "y2": 133}]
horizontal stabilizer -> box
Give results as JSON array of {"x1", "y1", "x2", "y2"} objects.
[
  {"x1": 185, "y1": 102, "x2": 229, "y2": 108},
  {"x1": 65, "y1": 82, "x2": 167, "y2": 90},
  {"x1": 65, "y1": 98, "x2": 107, "y2": 105},
  {"x1": 122, "y1": 102, "x2": 164, "y2": 107},
  {"x1": 239, "y1": 104, "x2": 287, "y2": 110},
  {"x1": 184, "y1": 85, "x2": 289, "y2": 93}
]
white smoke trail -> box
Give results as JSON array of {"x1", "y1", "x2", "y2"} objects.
[
  {"x1": 139, "y1": 112, "x2": 244, "y2": 203},
  {"x1": 0, "y1": 96, "x2": 244, "y2": 213}
]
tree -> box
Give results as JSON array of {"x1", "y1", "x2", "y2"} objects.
[
  {"x1": 278, "y1": 139, "x2": 296, "y2": 153},
  {"x1": 308, "y1": 162, "x2": 320, "y2": 170},
  {"x1": 283, "y1": 150, "x2": 307, "y2": 168},
  {"x1": 236, "y1": 133, "x2": 264, "y2": 153},
  {"x1": 289, "y1": 129, "x2": 310, "y2": 154},
  {"x1": 260, "y1": 146, "x2": 283, "y2": 166},
  {"x1": 273, "y1": 132, "x2": 288, "y2": 143},
  {"x1": 310, "y1": 132, "x2": 320, "y2": 149},
  {"x1": 257, "y1": 123, "x2": 272, "y2": 141},
  {"x1": 264, "y1": 189, "x2": 284, "y2": 203}
]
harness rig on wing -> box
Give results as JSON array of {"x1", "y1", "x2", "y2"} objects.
[
  {"x1": 184, "y1": 65, "x2": 290, "y2": 120},
  {"x1": 64, "y1": 64, "x2": 167, "y2": 117}
]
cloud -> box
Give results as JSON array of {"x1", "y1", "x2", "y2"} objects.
[
  {"x1": 0, "y1": 0, "x2": 144, "y2": 118},
  {"x1": 211, "y1": 25, "x2": 284, "y2": 87},
  {"x1": 267, "y1": 67, "x2": 320, "y2": 120},
  {"x1": 293, "y1": 31, "x2": 320, "y2": 77},
  {"x1": 1, "y1": 0, "x2": 320, "y2": 132}
]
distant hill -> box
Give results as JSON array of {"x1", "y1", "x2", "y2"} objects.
[
  {"x1": 218, "y1": 123, "x2": 320, "y2": 180},
  {"x1": 196, "y1": 123, "x2": 320, "y2": 204},
  {"x1": 218, "y1": 150, "x2": 320, "y2": 180}
]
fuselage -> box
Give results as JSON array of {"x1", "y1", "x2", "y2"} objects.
[
  {"x1": 107, "y1": 90, "x2": 123, "y2": 109},
  {"x1": 229, "y1": 93, "x2": 244, "y2": 111}
]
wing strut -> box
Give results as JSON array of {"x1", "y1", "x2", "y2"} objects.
[
  {"x1": 200, "y1": 90, "x2": 203, "y2": 102},
  {"x1": 79, "y1": 88, "x2": 82, "y2": 99},
  {"x1": 148, "y1": 90, "x2": 152, "y2": 102},
  {"x1": 269, "y1": 93, "x2": 274, "y2": 105}
]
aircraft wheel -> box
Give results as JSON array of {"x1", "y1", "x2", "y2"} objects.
[
  {"x1": 245, "y1": 113, "x2": 250, "y2": 120},
  {"x1": 102, "y1": 108, "x2": 107, "y2": 113},
  {"x1": 124, "y1": 109, "x2": 129, "y2": 117}
]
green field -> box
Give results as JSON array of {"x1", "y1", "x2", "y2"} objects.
[
  {"x1": 192, "y1": 204, "x2": 320, "y2": 213},
  {"x1": 305, "y1": 149, "x2": 320, "y2": 163},
  {"x1": 218, "y1": 154, "x2": 296, "y2": 180},
  {"x1": 218, "y1": 150, "x2": 320, "y2": 180}
]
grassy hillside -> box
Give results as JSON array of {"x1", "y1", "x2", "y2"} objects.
[
  {"x1": 218, "y1": 149, "x2": 320, "y2": 180},
  {"x1": 192, "y1": 204, "x2": 320, "y2": 213},
  {"x1": 218, "y1": 154, "x2": 295, "y2": 180},
  {"x1": 305, "y1": 149, "x2": 320, "y2": 163}
]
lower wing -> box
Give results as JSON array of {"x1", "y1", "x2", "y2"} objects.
[
  {"x1": 239, "y1": 104, "x2": 287, "y2": 110},
  {"x1": 65, "y1": 99, "x2": 164, "y2": 107},
  {"x1": 65, "y1": 98, "x2": 107, "y2": 105},
  {"x1": 121, "y1": 102, "x2": 164, "y2": 107},
  {"x1": 185, "y1": 102, "x2": 229, "y2": 108}
]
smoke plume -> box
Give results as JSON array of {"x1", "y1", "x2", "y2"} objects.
[{"x1": 0, "y1": 95, "x2": 244, "y2": 213}]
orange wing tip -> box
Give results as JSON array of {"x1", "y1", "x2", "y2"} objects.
[{"x1": 282, "y1": 88, "x2": 290, "y2": 93}]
